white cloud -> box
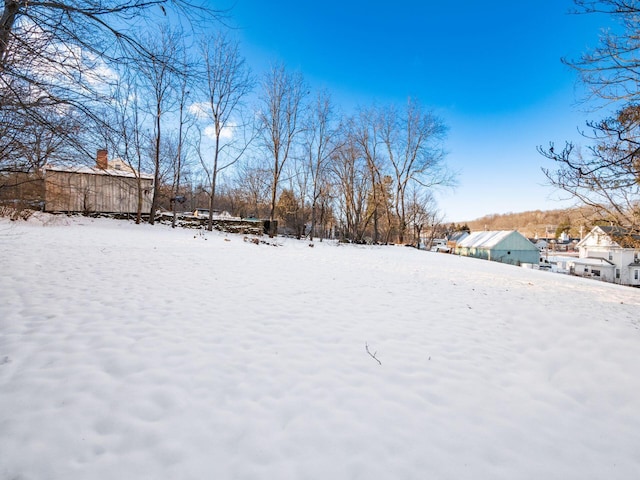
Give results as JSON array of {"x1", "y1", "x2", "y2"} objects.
[
  {"x1": 203, "y1": 122, "x2": 237, "y2": 141},
  {"x1": 188, "y1": 102, "x2": 209, "y2": 119},
  {"x1": 189, "y1": 102, "x2": 238, "y2": 141}
]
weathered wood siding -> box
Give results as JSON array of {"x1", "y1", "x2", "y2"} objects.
[
  {"x1": 45, "y1": 170, "x2": 153, "y2": 214},
  {"x1": 0, "y1": 173, "x2": 45, "y2": 207}
]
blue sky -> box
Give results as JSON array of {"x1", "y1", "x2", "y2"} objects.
[{"x1": 215, "y1": 0, "x2": 613, "y2": 221}]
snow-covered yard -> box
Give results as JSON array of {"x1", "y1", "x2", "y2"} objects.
[{"x1": 1, "y1": 215, "x2": 640, "y2": 480}]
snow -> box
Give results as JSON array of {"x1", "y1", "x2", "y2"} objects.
[
  {"x1": 1, "y1": 215, "x2": 640, "y2": 480},
  {"x1": 457, "y1": 230, "x2": 516, "y2": 249},
  {"x1": 44, "y1": 164, "x2": 154, "y2": 179}
]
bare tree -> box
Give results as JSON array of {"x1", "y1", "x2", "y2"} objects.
[
  {"x1": 379, "y1": 98, "x2": 451, "y2": 244},
  {"x1": 331, "y1": 129, "x2": 372, "y2": 242},
  {"x1": 1, "y1": 108, "x2": 80, "y2": 173},
  {"x1": 422, "y1": 209, "x2": 446, "y2": 251},
  {"x1": 136, "y1": 26, "x2": 183, "y2": 224},
  {"x1": 351, "y1": 107, "x2": 386, "y2": 243},
  {"x1": 366, "y1": 174, "x2": 395, "y2": 244},
  {"x1": 0, "y1": 108, "x2": 80, "y2": 207},
  {"x1": 564, "y1": 0, "x2": 640, "y2": 106},
  {"x1": 285, "y1": 154, "x2": 310, "y2": 238},
  {"x1": 171, "y1": 59, "x2": 192, "y2": 228},
  {"x1": 541, "y1": 0, "x2": 640, "y2": 233},
  {"x1": 406, "y1": 187, "x2": 440, "y2": 248},
  {"x1": 0, "y1": 1, "x2": 213, "y2": 69},
  {"x1": 198, "y1": 32, "x2": 254, "y2": 231},
  {"x1": 233, "y1": 159, "x2": 271, "y2": 219},
  {"x1": 539, "y1": 105, "x2": 640, "y2": 232},
  {"x1": 276, "y1": 186, "x2": 307, "y2": 238},
  {"x1": 257, "y1": 63, "x2": 307, "y2": 236},
  {"x1": 100, "y1": 72, "x2": 152, "y2": 224},
  {"x1": 1, "y1": 1, "x2": 219, "y2": 174},
  {"x1": 301, "y1": 90, "x2": 341, "y2": 240}
]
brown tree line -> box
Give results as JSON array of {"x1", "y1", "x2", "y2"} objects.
[
  {"x1": 0, "y1": 1, "x2": 454, "y2": 243},
  {"x1": 465, "y1": 207, "x2": 602, "y2": 239}
]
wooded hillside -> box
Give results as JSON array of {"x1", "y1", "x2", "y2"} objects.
[{"x1": 464, "y1": 207, "x2": 600, "y2": 239}]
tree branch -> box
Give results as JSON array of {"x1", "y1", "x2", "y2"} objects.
[{"x1": 365, "y1": 342, "x2": 382, "y2": 365}]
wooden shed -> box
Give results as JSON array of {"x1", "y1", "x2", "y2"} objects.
[
  {"x1": 455, "y1": 230, "x2": 540, "y2": 266},
  {"x1": 44, "y1": 162, "x2": 154, "y2": 214}
]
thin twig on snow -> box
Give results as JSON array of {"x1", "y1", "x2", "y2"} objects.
[{"x1": 365, "y1": 342, "x2": 382, "y2": 365}]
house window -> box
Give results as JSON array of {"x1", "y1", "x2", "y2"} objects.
[
  {"x1": 608, "y1": 252, "x2": 613, "y2": 261},
  {"x1": 616, "y1": 269, "x2": 620, "y2": 279},
  {"x1": 592, "y1": 269, "x2": 601, "y2": 277},
  {"x1": 635, "y1": 253, "x2": 639, "y2": 263},
  {"x1": 635, "y1": 270, "x2": 639, "y2": 280}
]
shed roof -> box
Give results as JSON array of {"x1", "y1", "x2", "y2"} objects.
[
  {"x1": 44, "y1": 164, "x2": 154, "y2": 180},
  {"x1": 458, "y1": 230, "x2": 517, "y2": 249},
  {"x1": 568, "y1": 257, "x2": 616, "y2": 268},
  {"x1": 447, "y1": 231, "x2": 469, "y2": 243},
  {"x1": 457, "y1": 230, "x2": 538, "y2": 251}
]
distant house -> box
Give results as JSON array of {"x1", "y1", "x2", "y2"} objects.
[
  {"x1": 455, "y1": 230, "x2": 540, "y2": 266},
  {"x1": 565, "y1": 257, "x2": 616, "y2": 283},
  {"x1": 533, "y1": 239, "x2": 548, "y2": 251},
  {"x1": 569, "y1": 226, "x2": 640, "y2": 286},
  {"x1": 44, "y1": 150, "x2": 154, "y2": 214},
  {"x1": 420, "y1": 231, "x2": 469, "y2": 252}
]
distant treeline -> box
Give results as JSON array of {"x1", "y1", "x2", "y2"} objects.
[{"x1": 464, "y1": 207, "x2": 601, "y2": 239}]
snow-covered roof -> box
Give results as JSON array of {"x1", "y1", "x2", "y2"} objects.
[
  {"x1": 457, "y1": 230, "x2": 517, "y2": 249},
  {"x1": 44, "y1": 164, "x2": 154, "y2": 180},
  {"x1": 567, "y1": 257, "x2": 615, "y2": 268},
  {"x1": 447, "y1": 231, "x2": 469, "y2": 243}
]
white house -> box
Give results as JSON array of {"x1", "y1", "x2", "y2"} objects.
[{"x1": 570, "y1": 226, "x2": 640, "y2": 286}]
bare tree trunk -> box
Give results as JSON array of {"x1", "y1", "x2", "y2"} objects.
[
  {"x1": 207, "y1": 138, "x2": 221, "y2": 232},
  {"x1": 0, "y1": 1, "x2": 19, "y2": 66},
  {"x1": 172, "y1": 80, "x2": 189, "y2": 229},
  {"x1": 136, "y1": 176, "x2": 143, "y2": 224},
  {"x1": 150, "y1": 102, "x2": 162, "y2": 225}
]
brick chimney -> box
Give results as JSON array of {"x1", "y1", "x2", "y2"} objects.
[{"x1": 96, "y1": 149, "x2": 108, "y2": 169}]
